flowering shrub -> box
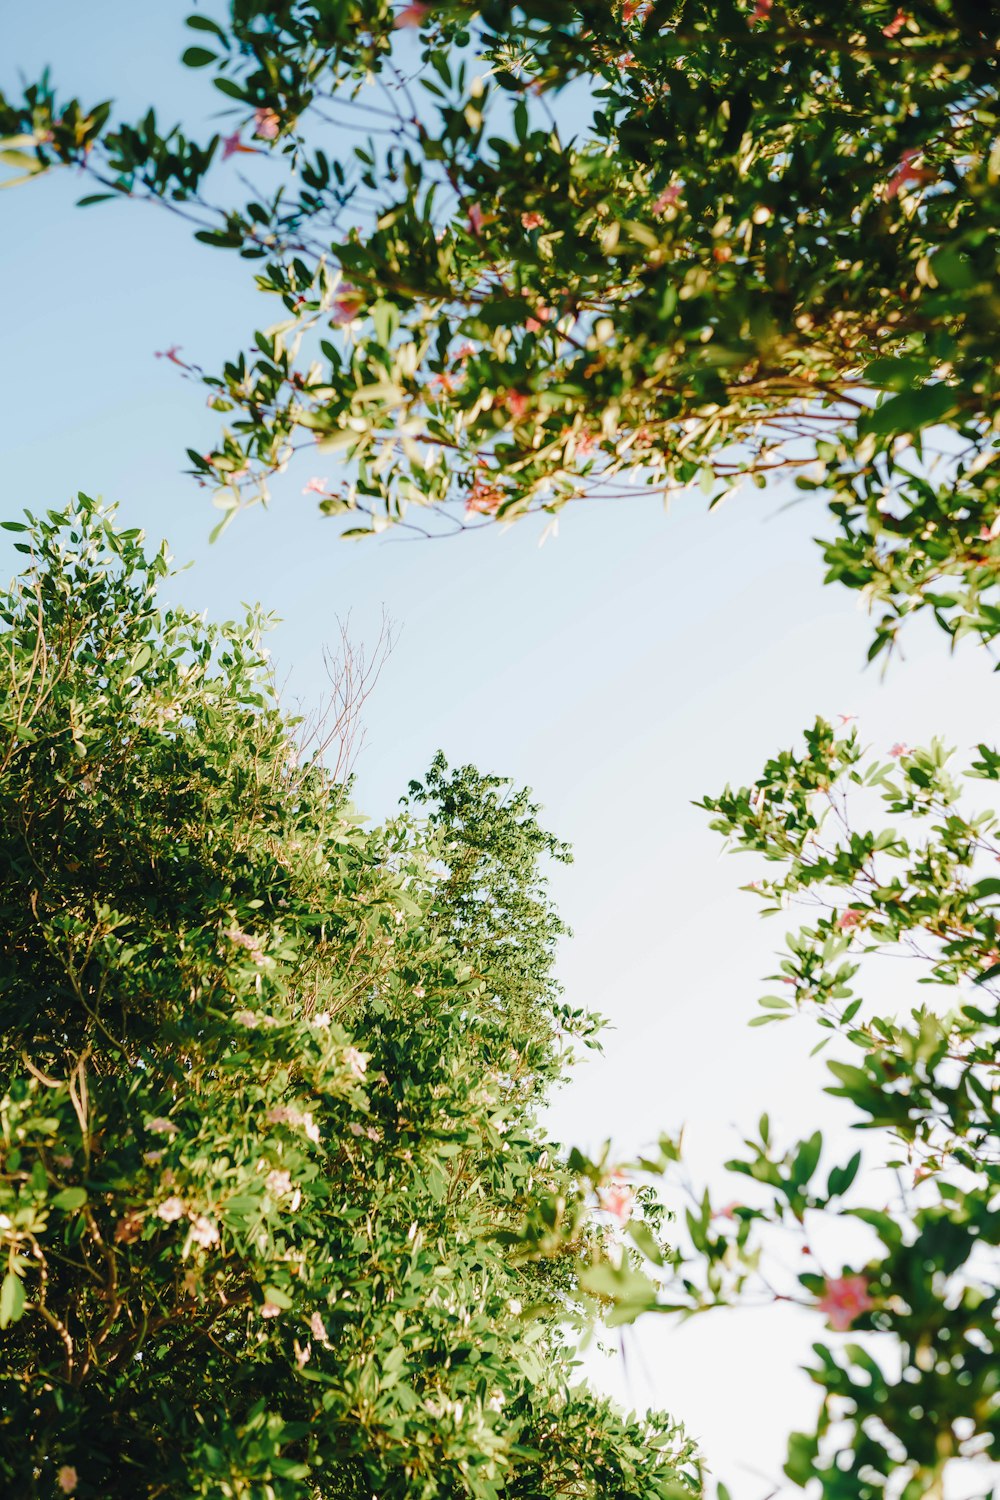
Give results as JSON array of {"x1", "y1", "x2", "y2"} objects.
[{"x1": 0, "y1": 499, "x2": 696, "y2": 1498}]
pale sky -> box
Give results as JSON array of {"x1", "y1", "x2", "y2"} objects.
[{"x1": 3, "y1": 6, "x2": 998, "y2": 1495}]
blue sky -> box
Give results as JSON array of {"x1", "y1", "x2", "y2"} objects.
[{"x1": 4, "y1": 6, "x2": 999, "y2": 1494}]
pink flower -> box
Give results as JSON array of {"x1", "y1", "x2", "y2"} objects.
[
  {"x1": 302, "y1": 476, "x2": 329, "y2": 495},
  {"x1": 395, "y1": 0, "x2": 431, "y2": 25},
  {"x1": 57, "y1": 1468, "x2": 78, "y2": 1495},
  {"x1": 260, "y1": 1300, "x2": 282, "y2": 1319},
  {"x1": 331, "y1": 285, "x2": 364, "y2": 326},
  {"x1": 310, "y1": 1310, "x2": 330, "y2": 1342},
  {"x1": 266, "y1": 1169, "x2": 293, "y2": 1197},
  {"x1": 882, "y1": 9, "x2": 907, "y2": 37},
  {"x1": 838, "y1": 908, "x2": 864, "y2": 931},
  {"x1": 155, "y1": 346, "x2": 185, "y2": 366},
  {"x1": 114, "y1": 1212, "x2": 143, "y2": 1245},
  {"x1": 468, "y1": 203, "x2": 486, "y2": 235},
  {"x1": 221, "y1": 130, "x2": 258, "y2": 160},
  {"x1": 599, "y1": 1176, "x2": 634, "y2": 1224},
  {"x1": 156, "y1": 1196, "x2": 186, "y2": 1224},
  {"x1": 505, "y1": 390, "x2": 530, "y2": 420},
  {"x1": 521, "y1": 211, "x2": 544, "y2": 230},
  {"x1": 889, "y1": 742, "x2": 909, "y2": 758},
  {"x1": 267, "y1": 1105, "x2": 300, "y2": 1127},
  {"x1": 253, "y1": 107, "x2": 281, "y2": 140},
  {"x1": 525, "y1": 306, "x2": 552, "y2": 334},
  {"x1": 148, "y1": 1117, "x2": 177, "y2": 1136},
  {"x1": 466, "y1": 476, "x2": 504, "y2": 515},
  {"x1": 189, "y1": 1215, "x2": 219, "y2": 1249},
  {"x1": 885, "y1": 147, "x2": 932, "y2": 200},
  {"x1": 816, "y1": 1273, "x2": 874, "y2": 1330},
  {"x1": 652, "y1": 183, "x2": 682, "y2": 214},
  {"x1": 838, "y1": 713, "x2": 857, "y2": 726},
  {"x1": 750, "y1": 0, "x2": 772, "y2": 22},
  {"x1": 233, "y1": 1009, "x2": 259, "y2": 1028}
]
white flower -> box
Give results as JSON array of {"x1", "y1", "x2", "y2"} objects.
[
  {"x1": 234, "y1": 1009, "x2": 259, "y2": 1028},
  {"x1": 189, "y1": 1215, "x2": 219, "y2": 1249},
  {"x1": 147, "y1": 1117, "x2": 178, "y2": 1136},
  {"x1": 260, "y1": 1301, "x2": 282, "y2": 1319},
  {"x1": 310, "y1": 1011, "x2": 331, "y2": 1028},
  {"x1": 266, "y1": 1169, "x2": 293, "y2": 1197},
  {"x1": 0, "y1": 1214, "x2": 12, "y2": 1231},
  {"x1": 303, "y1": 1112, "x2": 320, "y2": 1144},
  {"x1": 413, "y1": 985, "x2": 426, "y2": 999},
  {"x1": 344, "y1": 1047, "x2": 368, "y2": 1079},
  {"x1": 156, "y1": 1196, "x2": 186, "y2": 1224}
]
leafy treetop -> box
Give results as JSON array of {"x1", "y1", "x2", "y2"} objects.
[
  {"x1": 3, "y1": 2, "x2": 1000, "y2": 655},
  {"x1": 0, "y1": 497, "x2": 695, "y2": 1500}
]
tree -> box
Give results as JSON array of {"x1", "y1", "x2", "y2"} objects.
[
  {"x1": 3, "y1": 3, "x2": 999, "y2": 654},
  {"x1": 0, "y1": 498, "x2": 697, "y2": 1498},
  {"x1": 549, "y1": 720, "x2": 1000, "y2": 1499},
  {"x1": 4, "y1": 7, "x2": 1000, "y2": 1495}
]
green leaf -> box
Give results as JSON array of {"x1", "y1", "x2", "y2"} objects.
[
  {"x1": 181, "y1": 46, "x2": 217, "y2": 67},
  {"x1": 826, "y1": 1151, "x2": 861, "y2": 1199},
  {"x1": 790, "y1": 1131, "x2": 822, "y2": 1188},
  {"x1": 628, "y1": 1220, "x2": 665, "y2": 1266},
  {"x1": 186, "y1": 15, "x2": 228, "y2": 38},
  {"x1": 51, "y1": 1187, "x2": 87, "y2": 1212},
  {"x1": 262, "y1": 1285, "x2": 293, "y2": 1309},
  {"x1": 863, "y1": 384, "x2": 959, "y2": 438},
  {"x1": 213, "y1": 77, "x2": 247, "y2": 101},
  {"x1": 0, "y1": 1272, "x2": 25, "y2": 1328}
]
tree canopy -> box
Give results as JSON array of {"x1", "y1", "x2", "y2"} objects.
[
  {"x1": 3, "y1": 5, "x2": 1000, "y2": 1497},
  {"x1": 0, "y1": 498, "x2": 695, "y2": 1498},
  {"x1": 3, "y1": 2, "x2": 999, "y2": 655}
]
